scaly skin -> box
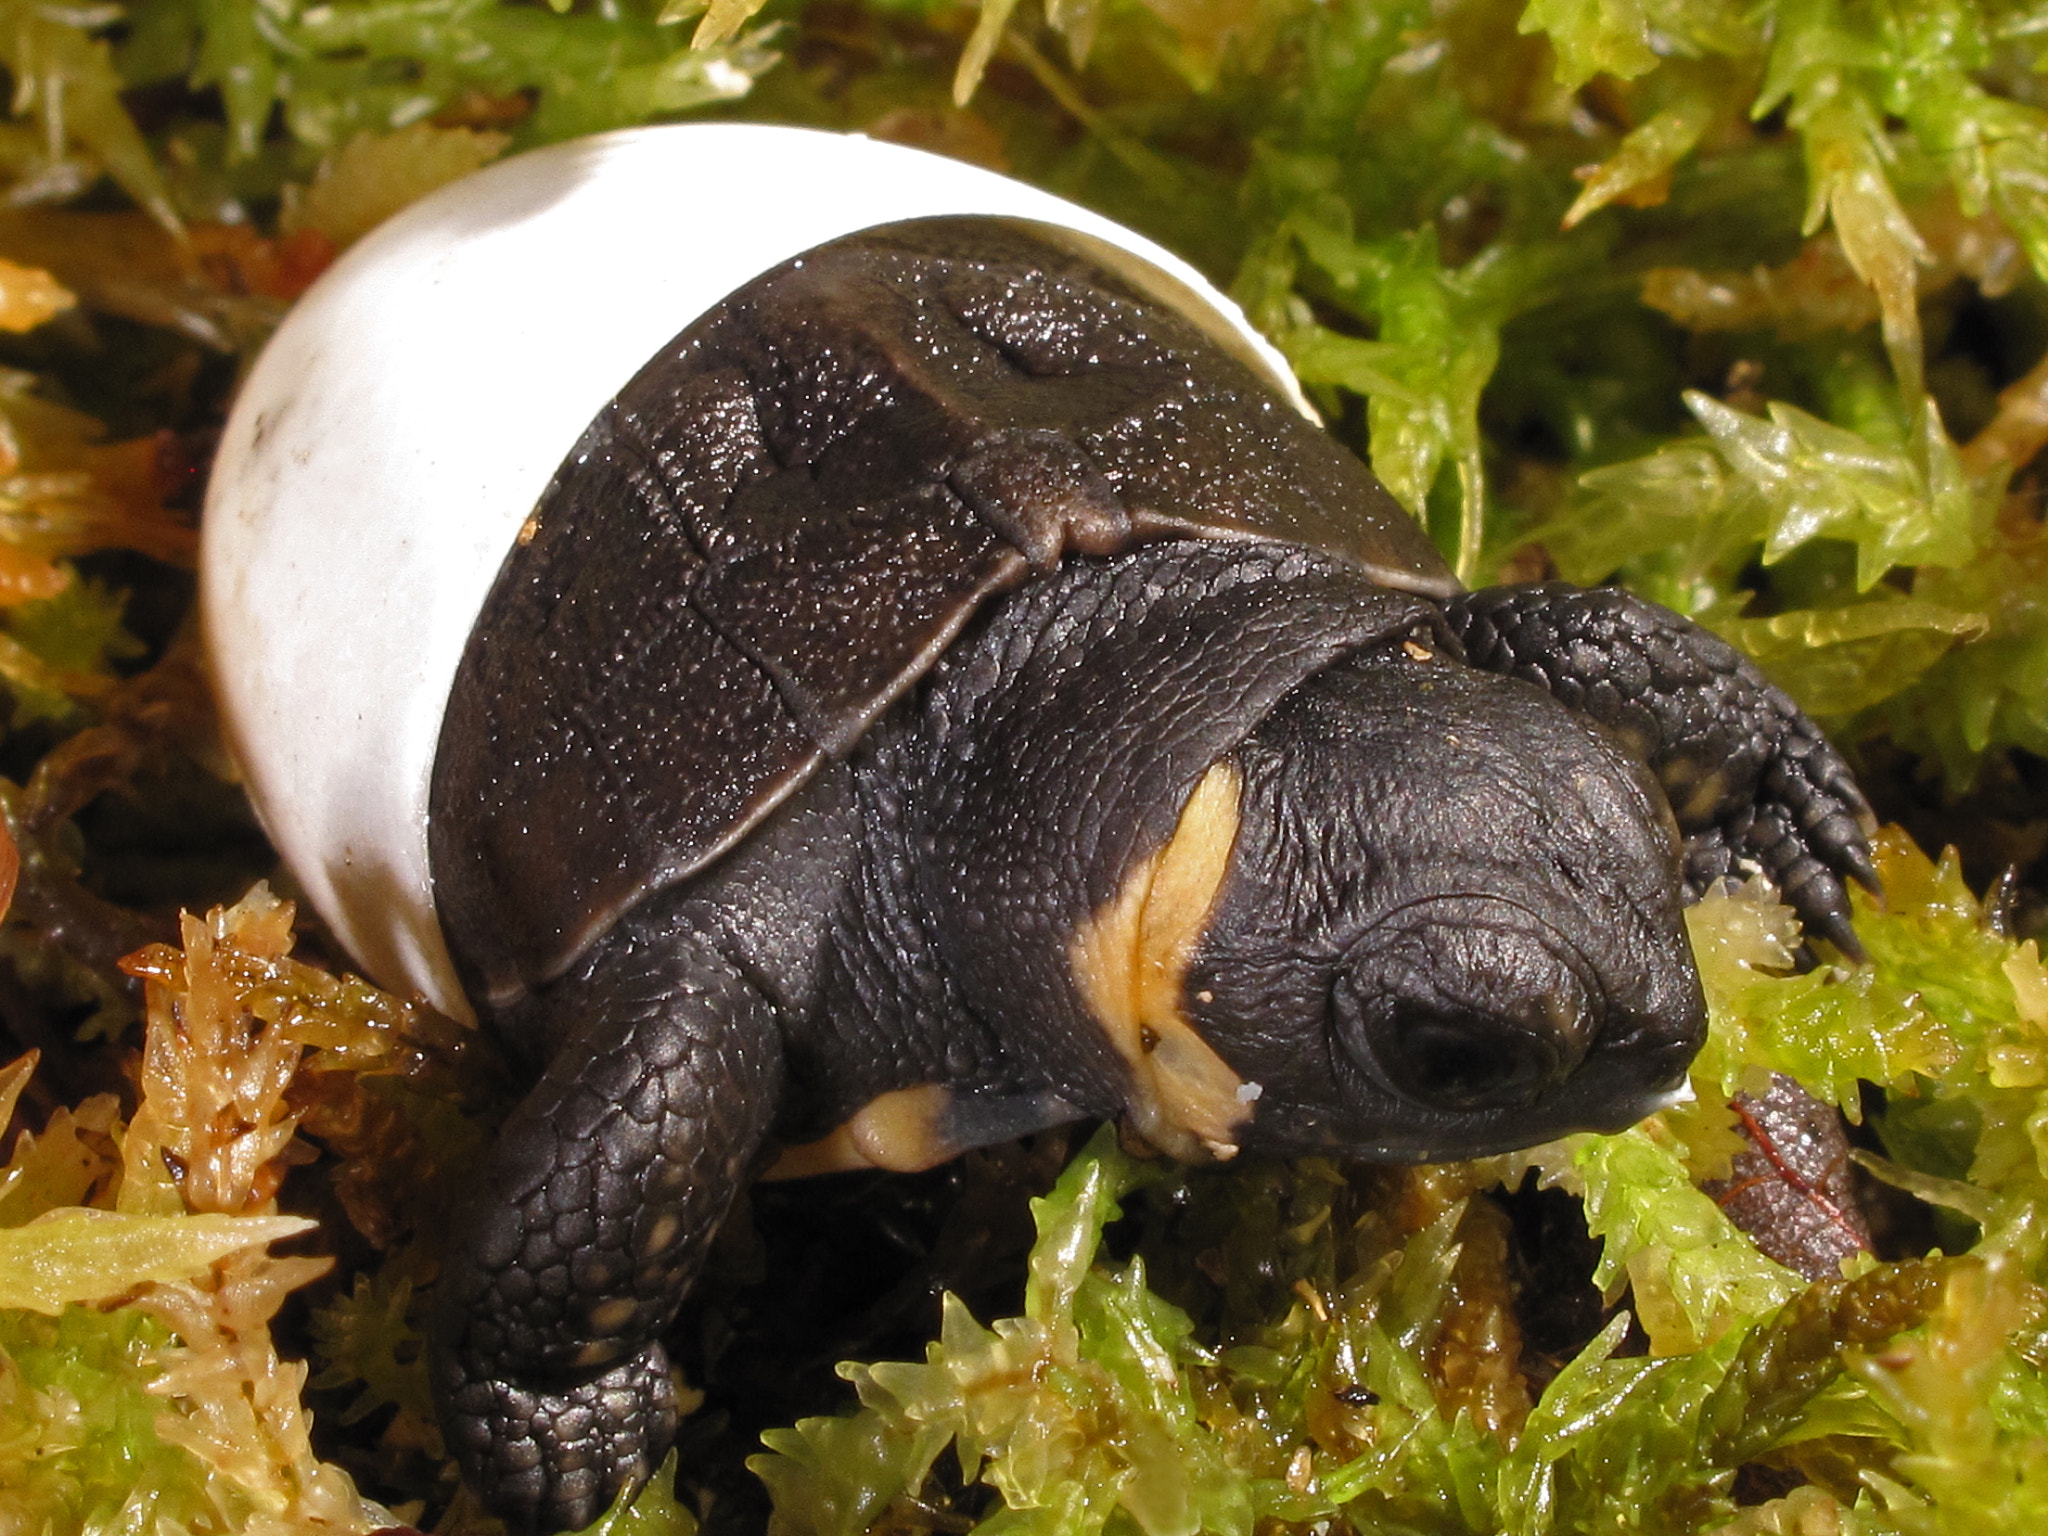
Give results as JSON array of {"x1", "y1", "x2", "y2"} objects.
[
  {"x1": 1445, "y1": 582, "x2": 1878, "y2": 957},
  {"x1": 430, "y1": 922, "x2": 783, "y2": 1533}
]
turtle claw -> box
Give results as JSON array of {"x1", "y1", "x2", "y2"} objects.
[
  {"x1": 1758, "y1": 712, "x2": 1883, "y2": 892},
  {"x1": 1755, "y1": 825, "x2": 1868, "y2": 964},
  {"x1": 1716, "y1": 717, "x2": 1879, "y2": 960},
  {"x1": 1836, "y1": 834, "x2": 1882, "y2": 899},
  {"x1": 1812, "y1": 903, "x2": 1869, "y2": 966},
  {"x1": 1683, "y1": 800, "x2": 1871, "y2": 963}
]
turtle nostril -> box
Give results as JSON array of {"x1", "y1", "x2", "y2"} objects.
[{"x1": 1596, "y1": 1011, "x2": 1652, "y2": 1054}]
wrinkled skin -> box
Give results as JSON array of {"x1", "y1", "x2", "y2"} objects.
[
  {"x1": 421, "y1": 221, "x2": 1875, "y2": 1532},
  {"x1": 1196, "y1": 641, "x2": 1705, "y2": 1159}
]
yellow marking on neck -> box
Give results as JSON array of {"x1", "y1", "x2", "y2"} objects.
[
  {"x1": 587, "y1": 1298, "x2": 638, "y2": 1333},
  {"x1": 763, "y1": 1084, "x2": 957, "y2": 1180},
  {"x1": 1069, "y1": 759, "x2": 1251, "y2": 1162}
]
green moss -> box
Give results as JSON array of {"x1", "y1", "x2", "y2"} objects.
[{"x1": 0, "y1": 1308, "x2": 227, "y2": 1533}]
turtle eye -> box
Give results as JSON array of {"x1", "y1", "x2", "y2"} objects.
[
  {"x1": 1331, "y1": 904, "x2": 1601, "y2": 1115},
  {"x1": 1389, "y1": 1009, "x2": 1564, "y2": 1110},
  {"x1": 1333, "y1": 967, "x2": 1578, "y2": 1113}
]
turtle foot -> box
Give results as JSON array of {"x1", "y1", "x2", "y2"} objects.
[
  {"x1": 437, "y1": 1343, "x2": 680, "y2": 1536},
  {"x1": 1447, "y1": 581, "x2": 1879, "y2": 954}
]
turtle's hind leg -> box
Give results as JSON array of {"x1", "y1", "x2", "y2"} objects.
[
  {"x1": 1445, "y1": 581, "x2": 1878, "y2": 957},
  {"x1": 430, "y1": 922, "x2": 784, "y2": 1534}
]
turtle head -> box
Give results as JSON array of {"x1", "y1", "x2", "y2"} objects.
[{"x1": 1183, "y1": 635, "x2": 1705, "y2": 1161}]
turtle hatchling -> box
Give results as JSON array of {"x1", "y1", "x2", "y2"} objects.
[{"x1": 202, "y1": 124, "x2": 1878, "y2": 1533}]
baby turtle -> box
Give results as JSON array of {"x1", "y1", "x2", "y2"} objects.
[{"x1": 201, "y1": 127, "x2": 1875, "y2": 1532}]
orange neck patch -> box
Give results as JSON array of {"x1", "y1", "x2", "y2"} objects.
[
  {"x1": 1068, "y1": 759, "x2": 1252, "y2": 1162},
  {"x1": 763, "y1": 1083, "x2": 959, "y2": 1180}
]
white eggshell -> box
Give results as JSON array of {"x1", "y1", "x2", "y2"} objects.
[{"x1": 202, "y1": 122, "x2": 1307, "y2": 1021}]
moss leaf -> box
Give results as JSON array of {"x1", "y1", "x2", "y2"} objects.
[{"x1": 0, "y1": 1207, "x2": 314, "y2": 1313}]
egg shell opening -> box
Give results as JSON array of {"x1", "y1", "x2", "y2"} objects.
[{"x1": 201, "y1": 122, "x2": 1309, "y2": 1021}]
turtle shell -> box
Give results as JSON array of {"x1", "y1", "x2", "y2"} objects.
[
  {"x1": 430, "y1": 215, "x2": 1454, "y2": 1011},
  {"x1": 202, "y1": 123, "x2": 1456, "y2": 1025}
]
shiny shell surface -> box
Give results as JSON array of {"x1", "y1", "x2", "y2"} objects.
[{"x1": 202, "y1": 124, "x2": 1308, "y2": 1019}]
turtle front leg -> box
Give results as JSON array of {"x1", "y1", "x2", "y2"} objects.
[
  {"x1": 1445, "y1": 582, "x2": 1878, "y2": 956},
  {"x1": 430, "y1": 925, "x2": 784, "y2": 1534}
]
